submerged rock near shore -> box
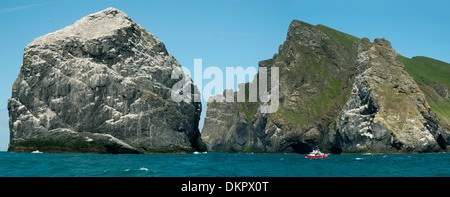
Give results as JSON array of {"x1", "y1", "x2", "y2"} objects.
[
  {"x1": 8, "y1": 8, "x2": 205, "y2": 153},
  {"x1": 201, "y1": 20, "x2": 450, "y2": 154}
]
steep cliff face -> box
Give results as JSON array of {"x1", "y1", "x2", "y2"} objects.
[
  {"x1": 8, "y1": 8, "x2": 205, "y2": 153},
  {"x1": 201, "y1": 20, "x2": 449, "y2": 153},
  {"x1": 202, "y1": 20, "x2": 359, "y2": 153},
  {"x1": 327, "y1": 38, "x2": 448, "y2": 153}
]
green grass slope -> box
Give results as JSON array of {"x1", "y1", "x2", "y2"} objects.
[
  {"x1": 269, "y1": 23, "x2": 359, "y2": 132},
  {"x1": 399, "y1": 55, "x2": 450, "y2": 128},
  {"x1": 316, "y1": 24, "x2": 360, "y2": 53}
]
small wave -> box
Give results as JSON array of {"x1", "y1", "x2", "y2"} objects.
[
  {"x1": 193, "y1": 151, "x2": 208, "y2": 154},
  {"x1": 139, "y1": 167, "x2": 149, "y2": 172}
]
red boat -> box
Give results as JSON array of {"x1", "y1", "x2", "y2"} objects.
[{"x1": 306, "y1": 149, "x2": 328, "y2": 158}]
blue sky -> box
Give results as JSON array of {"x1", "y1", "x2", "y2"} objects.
[{"x1": 0, "y1": 0, "x2": 449, "y2": 151}]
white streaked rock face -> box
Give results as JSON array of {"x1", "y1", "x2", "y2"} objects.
[
  {"x1": 8, "y1": 7, "x2": 205, "y2": 153},
  {"x1": 31, "y1": 8, "x2": 135, "y2": 44},
  {"x1": 329, "y1": 38, "x2": 444, "y2": 153}
]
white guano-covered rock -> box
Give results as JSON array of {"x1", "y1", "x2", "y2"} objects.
[{"x1": 8, "y1": 8, "x2": 205, "y2": 153}]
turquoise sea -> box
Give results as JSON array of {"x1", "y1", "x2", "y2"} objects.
[{"x1": 0, "y1": 151, "x2": 449, "y2": 177}]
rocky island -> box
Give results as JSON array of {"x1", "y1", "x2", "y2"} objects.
[
  {"x1": 8, "y1": 8, "x2": 205, "y2": 153},
  {"x1": 202, "y1": 20, "x2": 449, "y2": 154},
  {"x1": 8, "y1": 8, "x2": 449, "y2": 154}
]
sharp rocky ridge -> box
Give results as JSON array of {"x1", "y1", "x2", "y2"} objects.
[{"x1": 201, "y1": 20, "x2": 450, "y2": 154}]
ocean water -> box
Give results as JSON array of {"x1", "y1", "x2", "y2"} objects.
[{"x1": 0, "y1": 151, "x2": 449, "y2": 177}]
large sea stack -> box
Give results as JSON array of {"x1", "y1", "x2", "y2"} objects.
[{"x1": 8, "y1": 8, "x2": 205, "y2": 153}]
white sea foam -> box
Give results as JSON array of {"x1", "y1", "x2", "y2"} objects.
[{"x1": 139, "y1": 167, "x2": 149, "y2": 172}]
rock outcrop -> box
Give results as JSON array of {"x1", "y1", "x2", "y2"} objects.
[
  {"x1": 327, "y1": 38, "x2": 448, "y2": 153},
  {"x1": 202, "y1": 20, "x2": 359, "y2": 153},
  {"x1": 201, "y1": 20, "x2": 449, "y2": 153},
  {"x1": 8, "y1": 8, "x2": 205, "y2": 153}
]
